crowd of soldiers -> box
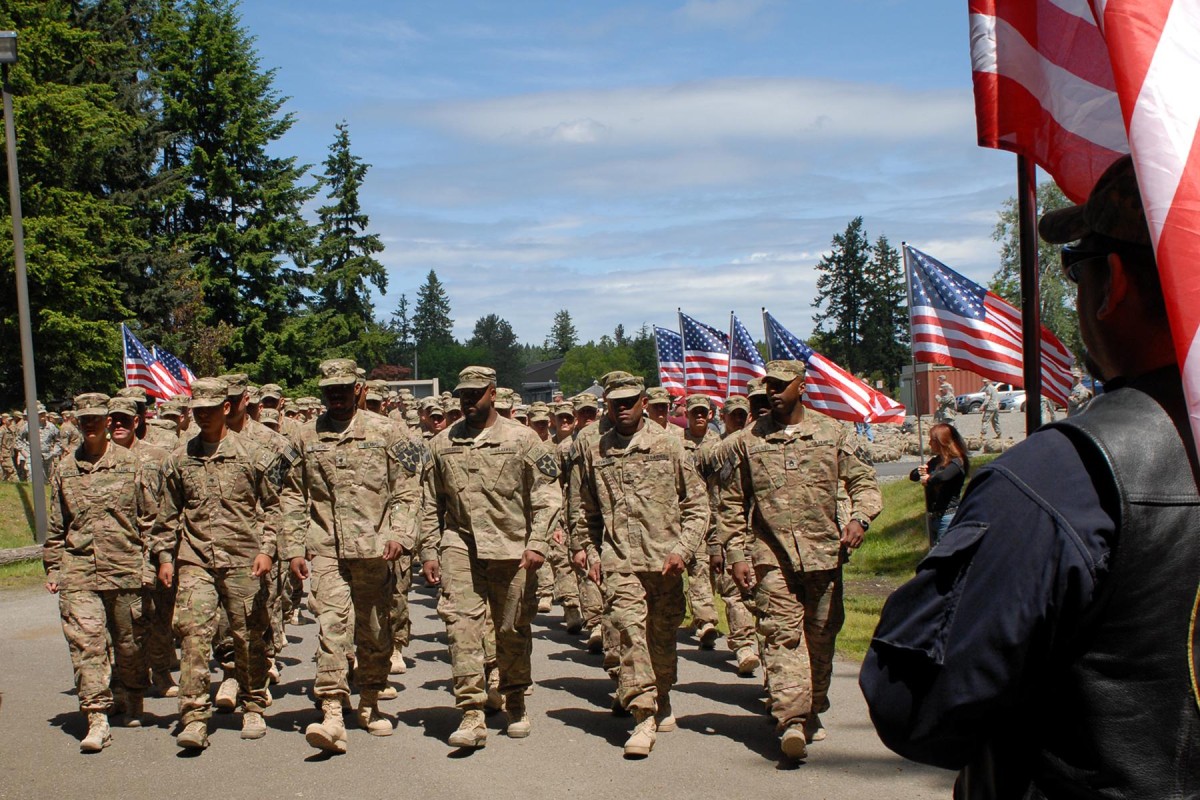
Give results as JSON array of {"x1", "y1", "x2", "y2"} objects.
[{"x1": 41, "y1": 358, "x2": 881, "y2": 763}]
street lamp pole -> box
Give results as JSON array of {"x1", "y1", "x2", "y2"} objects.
[{"x1": 1, "y1": 31, "x2": 48, "y2": 543}]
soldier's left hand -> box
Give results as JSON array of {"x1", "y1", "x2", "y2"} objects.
[
  {"x1": 519, "y1": 549, "x2": 545, "y2": 571},
  {"x1": 382, "y1": 540, "x2": 405, "y2": 561},
  {"x1": 251, "y1": 553, "x2": 273, "y2": 578},
  {"x1": 661, "y1": 553, "x2": 686, "y2": 577},
  {"x1": 552, "y1": 528, "x2": 565, "y2": 545},
  {"x1": 840, "y1": 520, "x2": 866, "y2": 550}
]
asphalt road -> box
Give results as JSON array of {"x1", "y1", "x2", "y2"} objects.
[{"x1": 0, "y1": 577, "x2": 954, "y2": 800}]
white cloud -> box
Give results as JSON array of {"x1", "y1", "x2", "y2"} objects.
[{"x1": 675, "y1": 0, "x2": 776, "y2": 27}]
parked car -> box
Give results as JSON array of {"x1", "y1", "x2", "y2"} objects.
[
  {"x1": 999, "y1": 392, "x2": 1026, "y2": 412},
  {"x1": 956, "y1": 382, "x2": 1023, "y2": 413}
]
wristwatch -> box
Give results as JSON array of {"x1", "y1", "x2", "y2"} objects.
[{"x1": 853, "y1": 517, "x2": 870, "y2": 531}]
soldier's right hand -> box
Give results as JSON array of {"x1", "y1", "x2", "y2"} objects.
[
  {"x1": 157, "y1": 562, "x2": 174, "y2": 589},
  {"x1": 290, "y1": 557, "x2": 309, "y2": 581},
  {"x1": 731, "y1": 561, "x2": 754, "y2": 592},
  {"x1": 709, "y1": 552, "x2": 725, "y2": 575},
  {"x1": 422, "y1": 559, "x2": 442, "y2": 586},
  {"x1": 44, "y1": 581, "x2": 58, "y2": 594}
]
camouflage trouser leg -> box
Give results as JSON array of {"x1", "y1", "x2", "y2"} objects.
[
  {"x1": 548, "y1": 535, "x2": 579, "y2": 609},
  {"x1": 265, "y1": 560, "x2": 284, "y2": 661},
  {"x1": 686, "y1": 541, "x2": 718, "y2": 628},
  {"x1": 536, "y1": 555, "x2": 554, "y2": 601},
  {"x1": 143, "y1": 579, "x2": 177, "y2": 676},
  {"x1": 577, "y1": 568, "x2": 604, "y2": 629},
  {"x1": 309, "y1": 555, "x2": 394, "y2": 700},
  {"x1": 605, "y1": 571, "x2": 685, "y2": 715},
  {"x1": 281, "y1": 569, "x2": 304, "y2": 616},
  {"x1": 753, "y1": 562, "x2": 843, "y2": 731},
  {"x1": 391, "y1": 553, "x2": 413, "y2": 652},
  {"x1": 173, "y1": 565, "x2": 270, "y2": 725},
  {"x1": 59, "y1": 589, "x2": 147, "y2": 713},
  {"x1": 437, "y1": 548, "x2": 535, "y2": 708},
  {"x1": 982, "y1": 409, "x2": 1001, "y2": 437},
  {"x1": 715, "y1": 570, "x2": 756, "y2": 652}
]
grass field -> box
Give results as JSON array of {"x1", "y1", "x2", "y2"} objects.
[{"x1": 0, "y1": 482, "x2": 42, "y2": 550}]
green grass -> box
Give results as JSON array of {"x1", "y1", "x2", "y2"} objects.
[
  {"x1": 0, "y1": 559, "x2": 45, "y2": 589},
  {"x1": 0, "y1": 482, "x2": 42, "y2": 549}
]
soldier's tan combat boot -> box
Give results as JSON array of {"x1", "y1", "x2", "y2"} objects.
[
  {"x1": 389, "y1": 650, "x2": 407, "y2": 675},
  {"x1": 654, "y1": 694, "x2": 676, "y2": 733},
  {"x1": 448, "y1": 709, "x2": 488, "y2": 748},
  {"x1": 563, "y1": 605, "x2": 584, "y2": 634},
  {"x1": 804, "y1": 714, "x2": 827, "y2": 743},
  {"x1": 151, "y1": 670, "x2": 179, "y2": 698},
  {"x1": 214, "y1": 676, "x2": 239, "y2": 711},
  {"x1": 241, "y1": 711, "x2": 266, "y2": 740},
  {"x1": 780, "y1": 723, "x2": 808, "y2": 760},
  {"x1": 123, "y1": 693, "x2": 143, "y2": 728},
  {"x1": 587, "y1": 625, "x2": 603, "y2": 654},
  {"x1": 356, "y1": 692, "x2": 393, "y2": 737},
  {"x1": 735, "y1": 646, "x2": 761, "y2": 677},
  {"x1": 305, "y1": 698, "x2": 348, "y2": 754},
  {"x1": 484, "y1": 667, "x2": 504, "y2": 713},
  {"x1": 537, "y1": 596, "x2": 553, "y2": 614},
  {"x1": 80, "y1": 712, "x2": 111, "y2": 753},
  {"x1": 623, "y1": 712, "x2": 657, "y2": 758},
  {"x1": 505, "y1": 696, "x2": 531, "y2": 739},
  {"x1": 176, "y1": 720, "x2": 209, "y2": 750},
  {"x1": 377, "y1": 684, "x2": 399, "y2": 700},
  {"x1": 696, "y1": 621, "x2": 719, "y2": 650}
]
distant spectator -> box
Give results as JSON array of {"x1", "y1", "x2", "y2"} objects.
[{"x1": 909, "y1": 422, "x2": 969, "y2": 546}]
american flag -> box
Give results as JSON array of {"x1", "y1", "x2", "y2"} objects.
[
  {"x1": 971, "y1": 0, "x2": 1200, "y2": 452},
  {"x1": 728, "y1": 313, "x2": 765, "y2": 398},
  {"x1": 654, "y1": 326, "x2": 686, "y2": 393},
  {"x1": 906, "y1": 246, "x2": 1073, "y2": 406},
  {"x1": 763, "y1": 310, "x2": 906, "y2": 424},
  {"x1": 153, "y1": 346, "x2": 195, "y2": 396},
  {"x1": 679, "y1": 312, "x2": 729, "y2": 406},
  {"x1": 122, "y1": 325, "x2": 183, "y2": 400}
]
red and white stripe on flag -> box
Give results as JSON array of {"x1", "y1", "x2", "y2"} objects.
[
  {"x1": 970, "y1": 0, "x2": 1129, "y2": 202},
  {"x1": 1097, "y1": 0, "x2": 1200, "y2": 456},
  {"x1": 805, "y1": 354, "x2": 907, "y2": 424}
]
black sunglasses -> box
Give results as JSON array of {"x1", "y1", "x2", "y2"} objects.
[{"x1": 1060, "y1": 244, "x2": 1108, "y2": 284}]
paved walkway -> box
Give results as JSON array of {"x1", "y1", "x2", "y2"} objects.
[{"x1": 0, "y1": 578, "x2": 954, "y2": 800}]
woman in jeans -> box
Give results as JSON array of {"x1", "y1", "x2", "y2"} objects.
[{"x1": 909, "y1": 423, "x2": 969, "y2": 546}]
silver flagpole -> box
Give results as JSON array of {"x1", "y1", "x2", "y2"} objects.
[
  {"x1": 903, "y1": 244, "x2": 925, "y2": 462},
  {"x1": 677, "y1": 308, "x2": 686, "y2": 402}
]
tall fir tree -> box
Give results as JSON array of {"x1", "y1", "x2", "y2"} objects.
[
  {"x1": 387, "y1": 292, "x2": 414, "y2": 367},
  {"x1": 546, "y1": 309, "x2": 577, "y2": 355},
  {"x1": 412, "y1": 270, "x2": 453, "y2": 348},
  {"x1": 811, "y1": 217, "x2": 872, "y2": 373},
  {"x1": 467, "y1": 314, "x2": 522, "y2": 390},
  {"x1": 861, "y1": 235, "x2": 909, "y2": 389}
]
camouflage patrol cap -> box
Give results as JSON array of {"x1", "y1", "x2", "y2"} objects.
[
  {"x1": 455, "y1": 366, "x2": 497, "y2": 393},
  {"x1": 440, "y1": 397, "x2": 457, "y2": 414},
  {"x1": 319, "y1": 358, "x2": 359, "y2": 387},
  {"x1": 494, "y1": 388, "x2": 516, "y2": 409},
  {"x1": 746, "y1": 377, "x2": 767, "y2": 397},
  {"x1": 36, "y1": 402, "x2": 47, "y2": 414},
  {"x1": 441, "y1": 391, "x2": 452, "y2": 399},
  {"x1": 572, "y1": 393, "x2": 600, "y2": 412},
  {"x1": 425, "y1": 401, "x2": 445, "y2": 419},
  {"x1": 553, "y1": 402, "x2": 575, "y2": 418},
  {"x1": 365, "y1": 389, "x2": 383, "y2": 403},
  {"x1": 603, "y1": 373, "x2": 645, "y2": 400},
  {"x1": 13, "y1": 410, "x2": 24, "y2": 419},
  {"x1": 514, "y1": 405, "x2": 529, "y2": 420},
  {"x1": 259, "y1": 408, "x2": 280, "y2": 428},
  {"x1": 74, "y1": 392, "x2": 110, "y2": 418},
  {"x1": 218, "y1": 372, "x2": 249, "y2": 396},
  {"x1": 686, "y1": 394, "x2": 713, "y2": 412},
  {"x1": 398, "y1": 388, "x2": 415, "y2": 400},
  {"x1": 724, "y1": 395, "x2": 750, "y2": 413},
  {"x1": 189, "y1": 377, "x2": 230, "y2": 409},
  {"x1": 1039, "y1": 155, "x2": 1151, "y2": 247},
  {"x1": 260, "y1": 383, "x2": 284, "y2": 401},
  {"x1": 417, "y1": 396, "x2": 440, "y2": 412},
  {"x1": 528, "y1": 402, "x2": 552, "y2": 423},
  {"x1": 645, "y1": 386, "x2": 672, "y2": 406},
  {"x1": 116, "y1": 387, "x2": 147, "y2": 404},
  {"x1": 159, "y1": 402, "x2": 182, "y2": 420},
  {"x1": 107, "y1": 397, "x2": 138, "y2": 417},
  {"x1": 598, "y1": 370, "x2": 633, "y2": 387},
  {"x1": 404, "y1": 409, "x2": 419, "y2": 425},
  {"x1": 764, "y1": 360, "x2": 806, "y2": 383},
  {"x1": 246, "y1": 385, "x2": 262, "y2": 405}
]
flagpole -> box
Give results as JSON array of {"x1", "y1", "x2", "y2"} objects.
[
  {"x1": 652, "y1": 326, "x2": 664, "y2": 388},
  {"x1": 726, "y1": 311, "x2": 735, "y2": 400},
  {"x1": 902, "y1": 245, "x2": 925, "y2": 462},
  {"x1": 761, "y1": 307, "x2": 773, "y2": 361},
  {"x1": 1016, "y1": 155, "x2": 1043, "y2": 436},
  {"x1": 677, "y1": 308, "x2": 686, "y2": 402}
]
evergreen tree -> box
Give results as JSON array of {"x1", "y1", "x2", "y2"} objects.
[
  {"x1": 990, "y1": 182, "x2": 1082, "y2": 357},
  {"x1": 613, "y1": 323, "x2": 626, "y2": 348},
  {"x1": 546, "y1": 309, "x2": 577, "y2": 355},
  {"x1": 467, "y1": 314, "x2": 522, "y2": 390},
  {"x1": 387, "y1": 292, "x2": 414, "y2": 367},
  {"x1": 811, "y1": 217, "x2": 872, "y2": 373},
  {"x1": 152, "y1": 0, "x2": 315, "y2": 375},
  {"x1": 311, "y1": 121, "x2": 385, "y2": 322},
  {"x1": 861, "y1": 235, "x2": 909, "y2": 389},
  {"x1": 629, "y1": 324, "x2": 660, "y2": 386},
  {"x1": 412, "y1": 269, "x2": 453, "y2": 347}
]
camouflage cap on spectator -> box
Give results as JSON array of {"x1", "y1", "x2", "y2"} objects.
[
  {"x1": 260, "y1": 383, "x2": 284, "y2": 401},
  {"x1": 528, "y1": 402, "x2": 552, "y2": 422},
  {"x1": 645, "y1": 386, "x2": 672, "y2": 406},
  {"x1": 455, "y1": 366, "x2": 497, "y2": 393},
  {"x1": 13, "y1": 410, "x2": 24, "y2": 419},
  {"x1": 1038, "y1": 154, "x2": 1151, "y2": 247},
  {"x1": 764, "y1": 360, "x2": 806, "y2": 383},
  {"x1": 494, "y1": 387, "x2": 516, "y2": 409},
  {"x1": 36, "y1": 402, "x2": 47, "y2": 414},
  {"x1": 319, "y1": 358, "x2": 359, "y2": 387},
  {"x1": 723, "y1": 395, "x2": 750, "y2": 414},
  {"x1": 189, "y1": 377, "x2": 230, "y2": 409},
  {"x1": 572, "y1": 393, "x2": 600, "y2": 412},
  {"x1": 107, "y1": 397, "x2": 138, "y2": 417},
  {"x1": 686, "y1": 394, "x2": 713, "y2": 412},
  {"x1": 74, "y1": 393, "x2": 110, "y2": 418},
  {"x1": 603, "y1": 373, "x2": 645, "y2": 400},
  {"x1": 219, "y1": 372, "x2": 249, "y2": 396}
]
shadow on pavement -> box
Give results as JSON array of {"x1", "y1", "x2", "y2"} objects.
[
  {"x1": 672, "y1": 679, "x2": 767, "y2": 715},
  {"x1": 545, "y1": 706, "x2": 630, "y2": 749},
  {"x1": 539, "y1": 675, "x2": 614, "y2": 711},
  {"x1": 391, "y1": 703, "x2": 463, "y2": 742},
  {"x1": 677, "y1": 711, "x2": 799, "y2": 770}
]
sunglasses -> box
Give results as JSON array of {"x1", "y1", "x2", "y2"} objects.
[{"x1": 1059, "y1": 244, "x2": 1108, "y2": 284}]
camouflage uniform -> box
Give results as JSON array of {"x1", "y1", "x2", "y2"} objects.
[
  {"x1": 935, "y1": 378, "x2": 957, "y2": 422},
  {"x1": 44, "y1": 395, "x2": 158, "y2": 722},
  {"x1": 0, "y1": 416, "x2": 16, "y2": 482},
  {"x1": 281, "y1": 362, "x2": 424, "y2": 709},
  {"x1": 679, "y1": 411, "x2": 721, "y2": 642},
  {"x1": 148, "y1": 387, "x2": 281, "y2": 729},
  {"x1": 573, "y1": 376, "x2": 707, "y2": 730},
  {"x1": 717, "y1": 374, "x2": 881, "y2": 741},
  {"x1": 420, "y1": 368, "x2": 561, "y2": 720},
  {"x1": 17, "y1": 411, "x2": 63, "y2": 481},
  {"x1": 705, "y1": 421, "x2": 759, "y2": 664},
  {"x1": 980, "y1": 381, "x2": 1001, "y2": 438}
]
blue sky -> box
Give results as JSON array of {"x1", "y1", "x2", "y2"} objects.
[{"x1": 240, "y1": 0, "x2": 1020, "y2": 346}]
